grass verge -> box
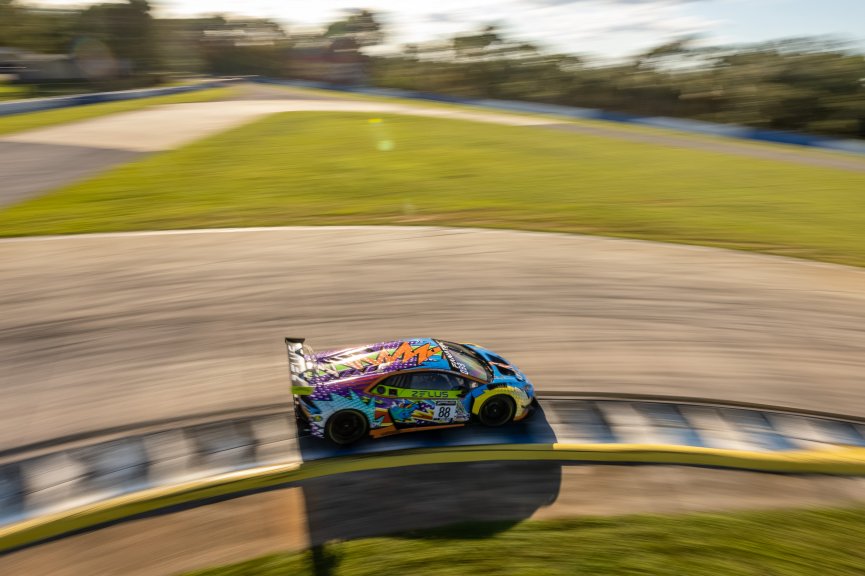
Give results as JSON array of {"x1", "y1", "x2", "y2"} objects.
[
  {"x1": 256, "y1": 82, "x2": 865, "y2": 161},
  {"x1": 185, "y1": 507, "x2": 865, "y2": 576},
  {"x1": 1, "y1": 111, "x2": 864, "y2": 266},
  {"x1": 0, "y1": 86, "x2": 235, "y2": 136},
  {"x1": 0, "y1": 82, "x2": 29, "y2": 100}
]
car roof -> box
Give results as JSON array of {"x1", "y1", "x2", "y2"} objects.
[{"x1": 309, "y1": 338, "x2": 452, "y2": 385}]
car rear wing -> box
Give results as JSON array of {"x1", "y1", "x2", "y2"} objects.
[{"x1": 285, "y1": 337, "x2": 315, "y2": 395}]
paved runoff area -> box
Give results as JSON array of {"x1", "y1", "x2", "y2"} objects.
[{"x1": 3, "y1": 227, "x2": 865, "y2": 450}]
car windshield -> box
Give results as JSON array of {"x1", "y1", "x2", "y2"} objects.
[{"x1": 439, "y1": 341, "x2": 491, "y2": 382}]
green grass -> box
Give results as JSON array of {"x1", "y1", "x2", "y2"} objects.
[
  {"x1": 185, "y1": 507, "x2": 865, "y2": 576},
  {"x1": 0, "y1": 82, "x2": 29, "y2": 100},
  {"x1": 258, "y1": 82, "x2": 865, "y2": 162},
  {"x1": 2, "y1": 111, "x2": 865, "y2": 266},
  {"x1": 0, "y1": 86, "x2": 234, "y2": 136}
]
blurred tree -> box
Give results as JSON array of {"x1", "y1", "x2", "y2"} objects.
[
  {"x1": 325, "y1": 9, "x2": 384, "y2": 48},
  {"x1": 2, "y1": 0, "x2": 864, "y2": 138},
  {"x1": 453, "y1": 25, "x2": 502, "y2": 61},
  {"x1": 0, "y1": 0, "x2": 19, "y2": 46},
  {"x1": 197, "y1": 16, "x2": 291, "y2": 76},
  {"x1": 152, "y1": 15, "x2": 291, "y2": 77},
  {"x1": 0, "y1": 1, "x2": 77, "y2": 54},
  {"x1": 75, "y1": 0, "x2": 157, "y2": 73},
  {"x1": 373, "y1": 31, "x2": 865, "y2": 138}
]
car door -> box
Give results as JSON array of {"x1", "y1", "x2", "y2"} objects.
[{"x1": 402, "y1": 371, "x2": 471, "y2": 425}]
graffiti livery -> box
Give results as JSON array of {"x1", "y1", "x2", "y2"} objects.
[{"x1": 288, "y1": 338, "x2": 535, "y2": 445}]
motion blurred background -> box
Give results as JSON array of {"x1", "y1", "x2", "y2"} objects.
[
  {"x1": 3, "y1": 2, "x2": 865, "y2": 576},
  {"x1": 1, "y1": 0, "x2": 864, "y2": 138}
]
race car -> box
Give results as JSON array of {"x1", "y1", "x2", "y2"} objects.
[{"x1": 287, "y1": 337, "x2": 536, "y2": 445}]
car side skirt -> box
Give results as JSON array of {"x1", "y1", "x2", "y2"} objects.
[{"x1": 369, "y1": 423, "x2": 466, "y2": 438}]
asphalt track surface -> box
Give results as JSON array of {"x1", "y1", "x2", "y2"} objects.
[
  {"x1": 3, "y1": 227, "x2": 865, "y2": 451},
  {"x1": 0, "y1": 142, "x2": 141, "y2": 208}
]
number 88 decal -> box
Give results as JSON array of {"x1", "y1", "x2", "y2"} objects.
[{"x1": 434, "y1": 401, "x2": 455, "y2": 421}]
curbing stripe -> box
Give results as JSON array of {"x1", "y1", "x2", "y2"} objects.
[{"x1": 2, "y1": 442, "x2": 865, "y2": 554}]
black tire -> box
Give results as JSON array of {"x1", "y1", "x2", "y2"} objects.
[
  {"x1": 325, "y1": 410, "x2": 369, "y2": 445},
  {"x1": 477, "y1": 395, "x2": 516, "y2": 427}
]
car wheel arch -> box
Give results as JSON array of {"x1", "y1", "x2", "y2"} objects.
[{"x1": 324, "y1": 408, "x2": 370, "y2": 445}]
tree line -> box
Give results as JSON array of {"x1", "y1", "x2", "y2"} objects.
[
  {"x1": 1, "y1": 1, "x2": 863, "y2": 138},
  {"x1": 374, "y1": 30, "x2": 865, "y2": 138}
]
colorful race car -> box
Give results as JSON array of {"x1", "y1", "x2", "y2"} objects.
[{"x1": 287, "y1": 337, "x2": 536, "y2": 445}]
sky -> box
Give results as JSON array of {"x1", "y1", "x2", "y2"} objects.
[{"x1": 30, "y1": 0, "x2": 865, "y2": 60}]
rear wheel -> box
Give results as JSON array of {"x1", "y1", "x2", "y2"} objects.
[
  {"x1": 325, "y1": 410, "x2": 369, "y2": 445},
  {"x1": 477, "y1": 395, "x2": 516, "y2": 427}
]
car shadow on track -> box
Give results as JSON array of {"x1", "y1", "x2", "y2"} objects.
[{"x1": 298, "y1": 404, "x2": 561, "y2": 575}]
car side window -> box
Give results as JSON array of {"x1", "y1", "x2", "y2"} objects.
[
  {"x1": 380, "y1": 374, "x2": 405, "y2": 388},
  {"x1": 370, "y1": 374, "x2": 407, "y2": 396},
  {"x1": 406, "y1": 372, "x2": 466, "y2": 391}
]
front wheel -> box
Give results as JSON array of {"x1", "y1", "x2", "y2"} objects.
[
  {"x1": 325, "y1": 410, "x2": 369, "y2": 445},
  {"x1": 477, "y1": 395, "x2": 516, "y2": 427}
]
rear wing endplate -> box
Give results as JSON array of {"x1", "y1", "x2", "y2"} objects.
[{"x1": 285, "y1": 337, "x2": 314, "y2": 394}]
